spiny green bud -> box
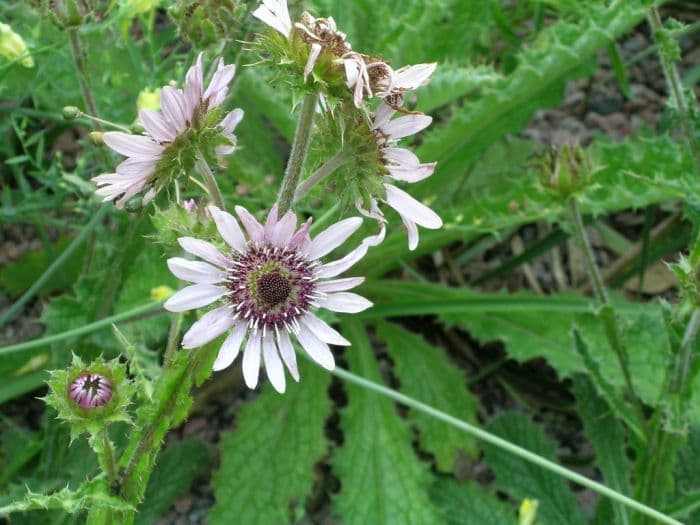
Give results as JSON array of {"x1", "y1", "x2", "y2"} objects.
[
  {"x1": 88, "y1": 130, "x2": 103, "y2": 145},
  {"x1": 536, "y1": 144, "x2": 595, "y2": 200},
  {"x1": 0, "y1": 22, "x2": 34, "y2": 68},
  {"x1": 63, "y1": 105, "x2": 80, "y2": 120},
  {"x1": 150, "y1": 200, "x2": 210, "y2": 247},
  {"x1": 43, "y1": 354, "x2": 134, "y2": 442},
  {"x1": 49, "y1": 0, "x2": 94, "y2": 29},
  {"x1": 169, "y1": 0, "x2": 243, "y2": 50}
]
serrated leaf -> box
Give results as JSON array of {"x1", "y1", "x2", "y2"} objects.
[
  {"x1": 484, "y1": 412, "x2": 587, "y2": 525},
  {"x1": 377, "y1": 321, "x2": 478, "y2": 470},
  {"x1": 136, "y1": 438, "x2": 210, "y2": 525},
  {"x1": 430, "y1": 478, "x2": 517, "y2": 525},
  {"x1": 417, "y1": 64, "x2": 503, "y2": 113},
  {"x1": 208, "y1": 361, "x2": 331, "y2": 525},
  {"x1": 332, "y1": 320, "x2": 440, "y2": 525},
  {"x1": 572, "y1": 375, "x2": 631, "y2": 525}
]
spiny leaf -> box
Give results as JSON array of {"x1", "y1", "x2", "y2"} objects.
[
  {"x1": 332, "y1": 320, "x2": 440, "y2": 525},
  {"x1": 208, "y1": 361, "x2": 331, "y2": 525},
  {"x1": 377, "y1": 321, "x2": 479, "y2": 470},
  {"x1": 430, "y1": 478, "x2": 517, "y2": 525},
  {"x1": 484, "y1": 412, "x2": 587, "y2": 525},
  {"x1": 572, "y1": 375, "x2": 631, "y2": 525}
]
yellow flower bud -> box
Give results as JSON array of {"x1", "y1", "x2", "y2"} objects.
[
  {"x1": 0, "y1": 22, "x2": 34, "y2": 68},
  {"x1": 519, "y1": 498, "x2": 539, "y2": 525},
  {"x1": 136, "y1": 87, "x2": 161, "y2": 111},
  {"x1": 151, "y1": 285, "x2": 174, "y2": 301}
]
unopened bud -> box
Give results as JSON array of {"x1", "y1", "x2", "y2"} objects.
[
  {"x1": 136, "y1": 87, "x2": 161, "y2": 111},
  {"x1": 536, "y1": 144, "x2": 594, "y2": 200},
  {"x1": 51, "y1": 0, "x2": 92, "y2": 28},
  {"x1": 0, "y1": 22, "x2": 34, "y2": 68},
  {"x1": 519, "y1": 499, "x2": 539, "y2": 525},
  {"x1": 151, "y1": 285, "x2": 174, "y2": 301},
  {"x1": 63, "y1": 106, "x2": 80, "y2": 120},
  {"x1": 89, "y1": 131, "x2": 103, "y2": 145},
  {"x1": 69, "y1": 373, "x2": 112, "y2": 408},
  {"x1": 182, "y1": 199, "x2": 197, "y2": 214},
  {"x1": 169, "y1": 0, "x2": 242, "y2": 49}
]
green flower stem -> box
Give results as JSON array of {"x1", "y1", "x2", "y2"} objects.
[
  {"x1": 0, "y1": 300, "x2": 164, "y2": 357},
  {"x1": 276, "y1": 91, "x2": 319, "y2": 215},
  {"x1": 68, "y1": 28, "x2": 101, "y2": 132},
  {"x1": 74, "y1": 110, "x2": 132, "y2": 133},
  {"x1": 647, "y1": 7, "x2": 700, "y2": 174},
  {"x1": 195, "y1": 153, "x2": 225, "y2": 209},
  {"x1": 97, "y1": 434, "x2": 118, "y2": 489},
  {"x1": 0, "y1": 205, "x2": 109, "y2": 329},
  {"x1": 328, "y1": 363, "x2": 681, "y2": 525},
  {"x1": 293, "y1": 150, "x2": 350, "y2": 203},
  {"x1": 162, "y1": 311, "x2": 183, "y2": 369},
  {"x1": 671, "y1": 307, "x2": 700, "y2": 393},
  {"x1": 567, "y1": 197, "x2": 646, "y2": 431}
]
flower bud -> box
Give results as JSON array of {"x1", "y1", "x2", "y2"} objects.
[
  {"x1": 63, "y1": 105, "x2": 80, "y2": 120},
  {"x1": 169, "y1": 0, "x2": 243, "y2": 49},
  {"x1": 151, "y1": 285, "x2": 174, "y2": 301},
  {"x1": 536, "y1": 144, "x2": 594, "y2": 200},
  {"x1": 88, "y1": 131, "x2": 104, "y2": 145},
  {"x1": 68, "y1": 373, "x2": 112, "y2": 408},
  {"x1": 0, "y1": 22, "x2": 34, "y2": 68},
  {"x1": 50, "y1": 0, "x2": 93, "y2": 29},
  {"x1": 519, "y1": 499, "x2": 539, "y2": 525},
  {"x1": 136, "y1": 87, "x2": 160, "y2": 111}
]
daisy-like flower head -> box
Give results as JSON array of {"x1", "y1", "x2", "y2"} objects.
[
  {"x1": 164, "y1": 204, "x2": 373, "y2": 393},
  {"x1": 68, "y1": 373, "x2": 112, "y2": 409},
  {"x1": 92, "y1": 53, "x2": 244, "y2": 208}
]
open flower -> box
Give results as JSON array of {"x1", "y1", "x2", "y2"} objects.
[
  {"x1": 92, "y1": 53, "x2": 243, "y2": 208},
  {"x1": 366, "y1": 102, "x2": 441, "y2": 249},
  {"x1": 164, "y1": 205, "x2": 373, "y2": 393}
]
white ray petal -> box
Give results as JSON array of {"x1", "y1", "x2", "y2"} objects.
[
  {"x1": 207, "y1": 205, "x2": 247, "y2": 252},
  {"x1": 235, "y1": 206, "x2": 265, "y2": 244},
  {"x1": 103, "y1": 132, "x2": 163, "y2": 159},
  {"x1": 242, "y1": 330, "x2": 262, "y2": 389},
  {"x1": 167, "y1": 257, "x2": 227, "y2": 284},
  {"x1": 384, "y1": 184, "x2": 442, "y2": 229},
  {"x1": 315, "y1": 276, "x2": 365, "y2": 293},
  {"x1": 213, "y1": 322, "x2": 247, "y2": 371},
  {"x1": 181, "y1": 305, "x2": 235, "y2": 348},
  {"x1": 295, "y1": 325, "x2": 335, "y2": 370},
  {"x1": 301, "y1": 314, "x2": 350, "y2": 346},
  {"x1": 262, "y1": 332, "x2": 286, "y2": 393},
  {"x1": 276, "y1": 329, "x2": 299, "y2": 381},
  {"x1": 178, "y1": 237, "x2": 231, "y2": 268},
  {"x1": 164, "y1": 284, "x2": 227, "y2": 312},
  {"x1": 306, "y1": 217, "x2": 362, "y2": 260},
  {"x1": 381, "y1": 114, "x2": 433, "y2": 140},
  {"x1": 318, "y1": 292, "x2": 373, "y2": 314}
]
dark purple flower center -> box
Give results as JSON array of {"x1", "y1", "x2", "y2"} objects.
[{"x1": 257, "y1": 271, "x2": 291, "y2": 306}]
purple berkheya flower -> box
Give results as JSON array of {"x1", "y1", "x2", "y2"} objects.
[{"x1": 68, "y1": 373, "x2": 113, "y2": 409}]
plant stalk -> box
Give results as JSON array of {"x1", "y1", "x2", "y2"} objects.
[
  {"x1": 566, "y1": 197, "x2": 646, "y2": 431},
  {"x1": 195, "y1": 153, "x2": 225, "y2": 209},
  {"x1": 68, "y1": 28, "x2": 101, "y2": 130},
  {"x1": 294, "y1": 150, "x2": 350, "y2": 202},
  {"x1": 327, "y1": 363, "x2": 681, "y2": 525},
  {"x1": 276, "y1": 92, "x2": 319, "y2": 215}
]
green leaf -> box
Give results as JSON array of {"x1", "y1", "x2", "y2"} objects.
[
  {"x1": 332, "y1": 320, "x2": 440, "y2": 525},
  {"x1": 136, "y1": 438, "x2": 210, "y2": 525},
  {"x1": 572, "y1": 375, "x2": 631, "y2": 525},
  {"x1": 430, "y1": 478, "x2": 517, "y2": 525},
  {"x1": 377, "y1": 321, "x2": 479, "y2": 470},
  {"x1": 484, "y1": 412, "x2": 587, "y2": 525},
  {"x1": 208, "y1": 360, "x2": 331, "y2": 525},
  {"x1": 417, "y1": 64, "x2": 502, "y2": 113}
]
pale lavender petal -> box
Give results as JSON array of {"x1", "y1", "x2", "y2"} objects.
[
  {"x1": 167, "y1": 257, "x2": 227, "y2": 284},
  {"x1": 181, "y1": 305, "x2": 235, "y2": 348},
  {"x1": 344, "y1": 58, "x2": 360, "y2": 88},
  {"x1": 207, "y1": 205, "x2": 247, "y2": 252},
  {"x1": 315, "y1": 243, "x2": 369, "y2": 279},
  {"x1": 295, "y1": 325, "x2": 335, "y2": 370},
  {"x1": 403, "y1": 216, "x2": 419, "y2": 251},
  {"x1": 371, "y1": 102, "x2": 396, "y2": 130},
  {"x1": 213, "y1": 321, "x2": 247, "y2": 371},
  {"x1": 160, "y1": 86, "x2": 188, "y2": 133},
  {"x1": 116, "y1": 157, "x2": 156, "y2": 177},
  {"x1": 271, "y1": 211, "x2": 297, "y2": 247},
  {"x1": 262, "y1": 332, "x2": 285, "y2": 393},
  {"x1": 289, "y1": 218, "x2": 312, "y2": 250},
  {"x1": 164, "y1": 284, "x2": 227, "y2": 312},
  {"x1": 235, "y1": 205, "x2": 265, "y2": 244},
  {"x1": 139, "y1": 109, "x2": 176, "y2": 143},
  {"x1": 178, "y1": 237, "x2": 231, "y2": 268},
  {"x1": 221, "y1": 108, "x2": 244, "y2": 134},
  {"x1": 393, "y1": 63, "x2": 437, "y2": 89},
  {"x1": 276, "y1": 329, "x2": 299, "y2": 381},
  {"x1": 305, "y1": 217, "x2": 362, "y2": 260},
  {"x1": 263, "y1": 204, "x2": 279, "y2": 242},
  {"x1": 253, "y1": 0, "x2": 292, "y2": 37},
  {"x1": 203, "y1": 63, "x2": 236, "y2": 108},
  {"x1": 184, "y1": 52, "x2": 203, "y2": 118},
  {"x1": 384, "y1": 184, "x2": 442, "y2": 229},
  {"x1": 103, "y1": 132, "x2": 163, "y2": 159},
  {"x1": 381, "y1": 114, "x2": 432, "y2": 140},
  {"x1": 242, "y1": 330, "x2": 262, "y2": 388},
  {"x1": 302, "y1": 314, "x2": 350, "y2": 346},
  {"x1": 318, "y1": 292, "x2": 372, "y2": 313},
  {"x1": 304, "y1": 43, "x2": 322, "y2": 81},
  {"x1": 387, "y1": 162, "x2": 436, "y2": 183},
  {"x1": 315, "y1": 277, "x2": 365, "y2": 293},
  {"x1": 383, "y1": 147, "x2": 420, "y2": 167}
]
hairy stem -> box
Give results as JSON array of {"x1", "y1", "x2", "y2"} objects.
[
  {"x1": 328, "y1": 362, "x2": 681, "y2": 525},
  {"x1": 162, "y1": 311, "x2": 183, "y2": 369},
  {"x1": 647, "y1": 7, "x2": 700, "y2": 174},
  {"x1": 294, "y1": 150, "x2": 350, "y2": 202},
  {"x1": 277, "y1": 92, "x2": 319, "y2": 215},
  {"x1": 196, "y1": 153, "x2": 225, "y2": 209},
  {"x1": 671, "y1": 308, "x2": 700, "y2": 393},
  {"x1": 68, "y1": 28, "x2": 101, "y2": 129},
  {"x1": 566, "y1": 197, "x2": 646, "y2": 432}
]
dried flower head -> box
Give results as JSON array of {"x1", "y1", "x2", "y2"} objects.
[
  {"x1": 92, "y1": 53, "x2": 243, "y2": 208},
  {"x1": 164, "y1": 204, "x2": 374, "y2": 393}
]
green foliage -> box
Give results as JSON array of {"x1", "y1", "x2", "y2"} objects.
[
  {"x1": 209, "y1": 361, "x2": 331, "y2": 524},
  {"x1": 484, "y1": 412, "x2": 587, "y2": 525},
  {"x1": 136, "y1": 438, "x2": 210, "y2": 525},
  {"x1": 332, "y1": 321, "x2": 441, "y2": 525},
  {"x1": 377, "y1": 321, "x2": 479, "y2": 470},
  {"x1": 430, "y1": 478, "x2": 517, "y2": 525}
]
